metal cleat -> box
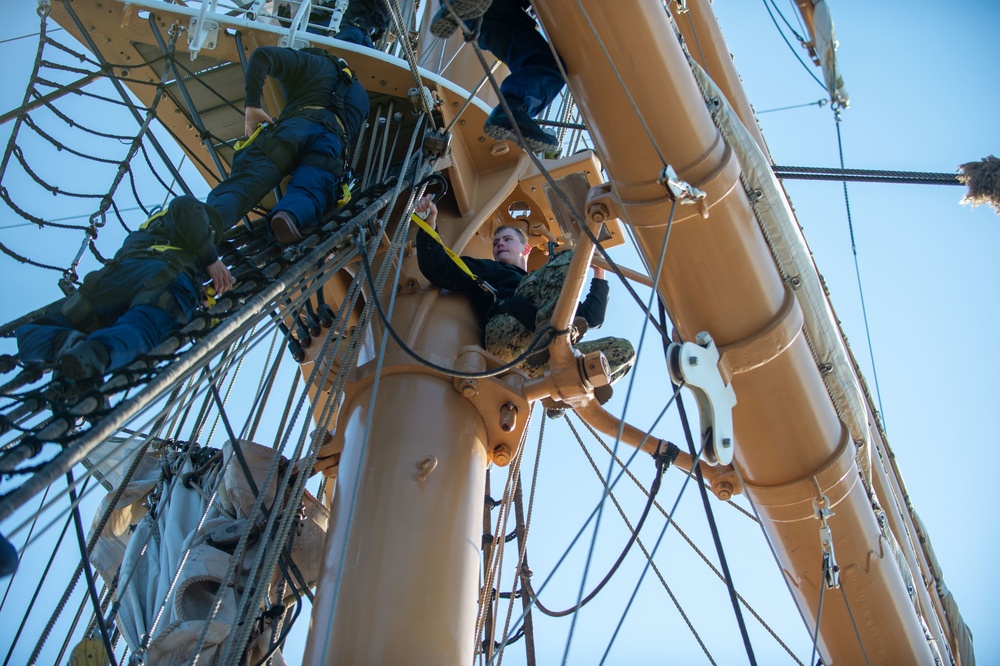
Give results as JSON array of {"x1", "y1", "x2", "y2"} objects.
[{"x1": 667, "y1": 331, "x2": 737, "y2": 465}]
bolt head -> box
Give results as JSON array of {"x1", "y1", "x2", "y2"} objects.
[{"x1": 492, "y1": 444, "x2": 511, "y2": 466}]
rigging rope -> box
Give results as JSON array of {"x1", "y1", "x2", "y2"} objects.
[
  {"x1": 832, "y1": 111, "x2": 886, "y2": 424},
  {"x1": 760, "y1": 0, "x2": 827, "y2": 93},
  {"x1": 524, "y1": 441, "x2": 676, "y2": 620},
  {"x1": 774, "y1": 164, "x2": 961, "y2": 185}
]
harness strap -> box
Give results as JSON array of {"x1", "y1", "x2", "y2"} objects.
[
  {"x1": 139, "y1": 208, "x2": 169, "y2": 230},
  {"x1": 410, "y1": 212, "x2": 497, "y2": 298}
]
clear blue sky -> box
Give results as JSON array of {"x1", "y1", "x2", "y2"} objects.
[{"x1": 0, "y1": 1, "x2": 997, "y2": 664}]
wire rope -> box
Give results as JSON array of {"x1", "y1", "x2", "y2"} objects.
[
  {"x1": 833, "y1": 112, "x2": 885, "y2": 423},
  {"x1": 760, "y1": 0, "x2": 826, "y2": 92}
]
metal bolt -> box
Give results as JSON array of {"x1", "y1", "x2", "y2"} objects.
[
  {"x1": 460, "y1": 379, "x2": 478, "y2": 398},
  {"x1": 687, "y1": 355, "x2": 699, "y2": 366},
  {"x1": 492, "y1": 443, "x2": 512, "y2": 466},
  {"x1": 587, "y1": 203, "x2": 609, "y2": 225},
  {"x1": 715, "y1": 481, "x2": 733, "y2": 501},
  {"x1": 721, "y1": 437, "x2": 732, "y2": 449}
]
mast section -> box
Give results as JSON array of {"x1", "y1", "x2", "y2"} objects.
[{"x1": 531, "y1": 0, "x2": 936, "y2": 662}]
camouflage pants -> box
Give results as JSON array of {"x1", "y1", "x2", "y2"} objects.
[{"x1": 484, "y1": 250, "x2": 635, "y2": 382}]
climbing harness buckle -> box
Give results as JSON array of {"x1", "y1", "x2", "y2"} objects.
[{"x1": 666, "y1": 331, "x2": 737, "y2": 465}]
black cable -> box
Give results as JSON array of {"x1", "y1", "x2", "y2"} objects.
[
  {"x1": 357, "y1": 242, "x2": 557, "y2": 379},
  {"x1": 774, "y1": 164, "x2": 960, "y2": 185},
  {"x1": 524, "y1": 447, "x2": 675, "y2": 618},
  {"x1": 767, "y1": 0, "x2": 808, "y2": 43},
  {"x1": 66, "y1": 469, "x2": 119, "y2": 666},
  {"x1": 760, "y1": 0, "x2": 826, "y2": 92},
  {"x1": 676, "y1": 394, "x2": 757, "y2": 666}
]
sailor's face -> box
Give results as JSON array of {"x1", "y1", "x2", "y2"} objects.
[{"x1": 493, "y1": 229, "x2": 527, "y2": 265}]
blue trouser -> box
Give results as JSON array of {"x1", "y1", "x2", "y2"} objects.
[
  {"x1": 478, "y1": 0, "x2": 565, "y2": 117},
  {"x1": 17, "y1": 259, "x2": 199, "y2": 373},
  {"x1": 207, "y1": 116, "x2": 345, "y2": 232}
]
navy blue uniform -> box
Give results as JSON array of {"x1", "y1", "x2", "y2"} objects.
[
  {"x1": 17, "y1": 196, "x2": 220, "y2": 374},
  {"x1": 479, "y1": 0, "x2": 564, "y2": 119},
  {"x1": 207, "y1": 46, "x2": 370, "y2": 232}
]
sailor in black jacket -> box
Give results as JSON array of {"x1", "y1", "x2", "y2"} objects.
[
  {"x1": 414, "y1": 196, "x2": 635, "y2": 388},
  {"x1": 207, "y1": 45, "x2": 370, "y2": 243},
  {"x1": 16, "y1": 196, "x2": 232, "y2": 380}
]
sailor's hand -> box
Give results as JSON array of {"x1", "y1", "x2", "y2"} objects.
[
  {"x1": 244, "y1": 106, "x2": 272, "y2": 138},
  {"x1": 593, "y1": 265, "x2": 606, "y2": 280},
  {"x1": 206, "y1": 259, "x2": 234, "y2": 295},
  {"x1": 414, "y1": 195, "x2": 438, "y2": 229}
]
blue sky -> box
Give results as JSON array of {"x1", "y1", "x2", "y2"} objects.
[{"x1": 1, "y1": 1, "x2": 998, "y2": 664}]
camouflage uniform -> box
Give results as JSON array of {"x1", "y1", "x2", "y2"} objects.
[{"x1": 484, "y1": 250, "x2": 635, "y2": 381}]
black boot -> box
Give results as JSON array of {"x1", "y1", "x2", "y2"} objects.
[
  {"x1": 60, "y1": 339, "x2": 111, "y2": 381},
  {"x1": 429, "y1": 0, "x2": 494, "y2": 39},
  {"x1": 484, "y1": 98, "x2": 559, "y2": 153}
]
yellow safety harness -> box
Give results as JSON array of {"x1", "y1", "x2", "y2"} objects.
[
  {"x1": 138, "y1": 208, "x2": 184, "y2": 253},
  {"x1": 409, "y1": 211, "x2": 497, "y2": 298}
]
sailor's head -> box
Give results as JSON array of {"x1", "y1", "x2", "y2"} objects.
[{"x1": 493, "y1": 225, "x2": 530, "y2": 269}]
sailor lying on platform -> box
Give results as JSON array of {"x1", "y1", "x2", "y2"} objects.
[
  {"x1": 206, "y1": 42, "x2": 370, "y2": 244},
  {"x1": 16, "y1": 197, "x2": 232, "y2": 381}
]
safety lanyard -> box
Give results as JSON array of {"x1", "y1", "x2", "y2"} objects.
[
  {"x1": 410, "y1": 212, "x2": 497, "y2": 298},
  {"x1": 234, "y1": 122, "x2": 268, "y2": 151}
]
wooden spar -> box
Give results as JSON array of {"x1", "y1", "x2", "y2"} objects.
[{"x1": 531, "y1": 0, "x2": 935, "y2": 663}]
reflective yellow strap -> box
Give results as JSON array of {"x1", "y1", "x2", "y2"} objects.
[
  {"x1": 410, "y1": 212, "x2": 481, "y2": 284},
  {"x1": 337, "y1": 183, "x2": 352, "y2": 208},
  {"x1": 234, "y1": 122, "x2": 266, "y2": 151},
  {"x1": 139, "y1": 208, "x2": 169, "y2": 230},
  {"x1": 148, "y1": 244, "x2": 184, "y2": 253}
]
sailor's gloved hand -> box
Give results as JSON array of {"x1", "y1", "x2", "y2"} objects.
[
  {"x1": 244, "y1": 106, "x2": 273, "y2": 138},
  {"x1": 206, "y1": 259, "x2": 234, "y2": 295}
]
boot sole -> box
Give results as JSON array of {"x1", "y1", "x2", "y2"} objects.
[
  {"x1": 484, "y1": 121, "x2": 558, "y2": 154},
  {"x1": 429, "y1": 0, "x2": 493, "y2": 38},
  {"x1": 270, "y1": 214, "x2": 303, "y2": 244}
]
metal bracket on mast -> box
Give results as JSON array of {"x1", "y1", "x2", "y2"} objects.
[
  {"x1": 187, "y1": 0, "x2": 220, "y2": 60},
  {"x1": 814, "y1": 495, "x2": 841, "y2": 589},
  {"x1": 659, "y1": 165, "x2": 709, "y2": 219},
  {"x1": 667, "y1": 331, "x2": 737, "y2": 465}
]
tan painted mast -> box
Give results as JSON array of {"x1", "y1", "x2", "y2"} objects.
[
  {"x1": 529, "y1": 0, "x2": 933, "y2": 663},
  {"x1": 34, "y1": 0, "x2": 967, "y2": 662}
]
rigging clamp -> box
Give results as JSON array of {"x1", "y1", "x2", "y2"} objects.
[
  {"x1": 814, "y1": 495, "x2": 841, "y2": 589},
  {"x1": 659, "y1": 164, "x2": 708, "y2": 219},
  {"x1": 667, "y1": 331, "x2": 737, "y2": 465}
]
